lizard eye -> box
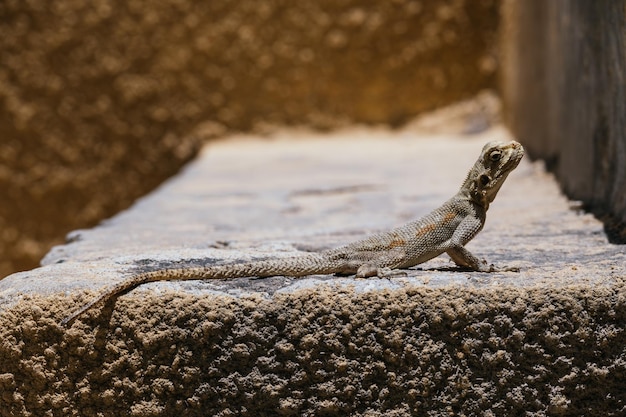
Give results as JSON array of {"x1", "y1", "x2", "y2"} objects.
[{"x1": 489, "y1": 151, "x2": 502, "y2": 162}]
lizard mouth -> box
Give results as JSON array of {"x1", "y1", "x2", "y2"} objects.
[
  {"x1": 504, "y1": 141, "x2": 524, "y2": 168},
  {"x1": 484, "y1": 141, "x2": 525, "y2": 202}
]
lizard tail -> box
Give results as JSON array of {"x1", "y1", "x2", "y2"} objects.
[{"x1": 61, "y1": 254, "x2": 334, "y2": 327}]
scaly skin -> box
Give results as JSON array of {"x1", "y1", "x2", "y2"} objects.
[{"x1": 61, "y1": 140, "x2": 524, "y2": 327}]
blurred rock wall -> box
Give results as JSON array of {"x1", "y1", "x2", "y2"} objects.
[
  {"x1": 500, "y1": 0, "x2": 626, "y2": 243},
  {"x1": 0, "y1": 0, "x2": 500, "y2": 277}
]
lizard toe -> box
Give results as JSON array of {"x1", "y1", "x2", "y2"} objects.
[
  {"x1": 356, "y1": 264, "x2": 379, "y2": 278},
  {"x1": 377, "y1": 267, "x2": 407, "y2": 278}
]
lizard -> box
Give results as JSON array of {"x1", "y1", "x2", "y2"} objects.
[{"x1": 61, "y1": 140, "x2": 524, "y2": 327}]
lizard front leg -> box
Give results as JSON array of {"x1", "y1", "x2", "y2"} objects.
[
  {"x1": 446, "y1": 244, "x2": 519, "y2": 272},
  {"x1": 445, "y1": 215, "x2": 518, "y2": 272},
  {"x1": 446, "y1": 244, "x2": 493, "y2": 272}
]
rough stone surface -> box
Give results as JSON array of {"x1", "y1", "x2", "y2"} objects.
[
  {"x1": 1, "y1": 126, "x2": 625, "y2": 416},
  {"x1": 0, "y1": 0, "x2": 500, "y2": 277},
  {"x1": 500, "y1": 0, "x2": 626, "y2": 243}
]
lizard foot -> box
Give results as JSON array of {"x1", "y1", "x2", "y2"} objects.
[
  {"x1": 490, "y1": 265, "x2": 520, "y2": 273},
  {"x1": 355, "y1": 264, "x2": 407, "y2": 278},
  {"x1": 356, "y1": 264, "x2": 379, "y2": 278},
  {"x1": 376, "y1": 267, "x2": 408, "y2": 278},
  {"x1": 470, "y1": 259, "x2": 520, "y2": 273}
]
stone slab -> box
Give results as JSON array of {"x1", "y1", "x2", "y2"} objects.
[
  {"x1": 3, "y1": 126, "x2": 624, "y2": 305},
  {"x1": 1, "y1": 126, "x2": 625, "y2": 416}
]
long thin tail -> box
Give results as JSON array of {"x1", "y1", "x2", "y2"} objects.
[{"x1": 61, "y1": 255, "x2": 334, "y2": 327}]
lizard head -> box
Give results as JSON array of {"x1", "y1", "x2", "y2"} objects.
[{"x1": 465, "y1": 140, "x2": 524, "y2": 208}]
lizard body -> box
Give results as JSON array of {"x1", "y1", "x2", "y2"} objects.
[{"x1": 61, "y1": 140, "x2": 524, "y2": 326}]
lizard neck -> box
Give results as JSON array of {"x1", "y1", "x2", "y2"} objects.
[{"x1": 458, "y1": 167, "x2": 490, "y2": 210}]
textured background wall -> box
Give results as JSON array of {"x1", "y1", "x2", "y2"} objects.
[
  {"x1": 0, "y1": 0, "x2": 501, "y2": 278},
  {"x1": 500, "y1": 0, "x2": 626, "y2": 243}
]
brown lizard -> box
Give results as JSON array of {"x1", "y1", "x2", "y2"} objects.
[{"x1": 61, "y1": 140, "x2": 524, "y2": 326}]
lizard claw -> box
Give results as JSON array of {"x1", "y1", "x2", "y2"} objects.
[
  {"x1": 377, "y1": 267, "x2": 408, "y2": 278},
  {"x1": 471, "y1": 261, "x2": 520, "y2": 273},
  {"x1": 355, "y1": 265, "x2": 407, "y2": 278},
  {"x1": 489, "y1": 264, "x2": 520, "y2": 273},
  {"x1": 356, "y1": 264, "x2": 379, "y2": 278}
]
